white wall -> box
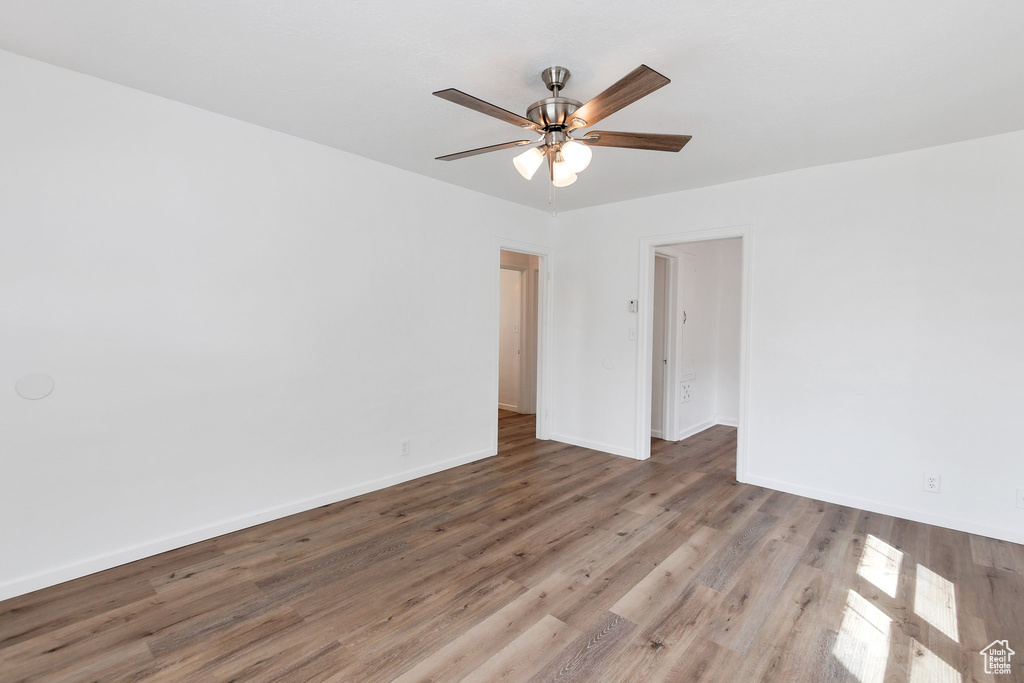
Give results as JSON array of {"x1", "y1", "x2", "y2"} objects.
[
  {"x1": 0, "y1": 51, "x2": 552, "y2": 600},
  {"x1": 674, "y1": 241, "x2": 720, "y2": 436},
  {"x1": 552, "y1": 130, "x2": 1024, "y2": 544}
]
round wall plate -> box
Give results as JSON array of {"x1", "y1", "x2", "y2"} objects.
[{"x1": 16, "y1": 373, "x2": 55, "y2": 400}]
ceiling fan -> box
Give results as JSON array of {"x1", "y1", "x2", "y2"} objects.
[{"x1": 433, "y1": 65, "x2": 691, "y2": 191}]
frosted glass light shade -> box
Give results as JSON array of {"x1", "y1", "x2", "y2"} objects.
[
  {"x1": 552, "y1": 159, "x2": 577, "y2": 187},
  {"x1": 561, "y1": 140, "x2": 592, "y2": 173},
  {"x1": 513, "y1": 147, "x2": 544, "y2": 180},
  {"x1": 552, "y1": 172, "x2": 577, "y2": 187}
]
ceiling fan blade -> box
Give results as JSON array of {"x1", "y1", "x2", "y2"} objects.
[
  {"x1": 433, "y1": 89, "x2": 538, "y2": 130},
  {"x1": 567, "y1": 65, "x2": 670, "y2": 131},
  {"x1": 583, "y1": 131, "x2": 692, "y2": 152},
  {"x1": 436, "y1": 140, "x2": 533, "y2": 161}
]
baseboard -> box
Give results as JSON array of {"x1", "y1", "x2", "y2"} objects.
[
  {"x1": 549, "y1": 433, "x2": 636, "y2": 459},
  {"x1": 651, "y1": 429, "x2": 664, "y2": 439},
  {"x1": 715, "y1": 416, "x2": 739, "y2": 427},
  {"x1": 675, "y1": 419, "x2": 718, "y2": 441},
  {"x1": 745, "y1": 473, "x2": 1024, "y2": 545},
  {"x1": 498, "y1": 403, "x2": 518, "y2": 412},
  {"x1": 0, "y1": 446, "x2": 496, "y2": 602}
]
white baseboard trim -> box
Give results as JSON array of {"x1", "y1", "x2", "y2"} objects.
[
  {"x1": 549, "y1": 433, "x2": 636, "y2": 459},
  {"x1": 676, "y1": 419, "x2": 718, "y2": 441},
  {"x1": 745, "y1": 473, "x2": 1024, "y2": 545},
  {"x1": 0, "y1": 446, "x2": 496, "y2": 602},
  {"x1": 715, "y1": 416, "x2": 739, "y2": 427},
  {"x1": 498, "y1": 403, "x2": 518, "y2": 412},
  {"x1": 651, "y1": 429, "x2": 664, "y2": 439}
]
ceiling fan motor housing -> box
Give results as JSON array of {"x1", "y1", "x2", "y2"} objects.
[
  {"x1": 527, "y1": 97, "x2": 581, "y2": 129},
  {"x1": 528, "y1": 66, "x2": 581, "y2": 130}
]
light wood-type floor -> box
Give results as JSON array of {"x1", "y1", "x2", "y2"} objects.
[{"x1": 2, "y1": 412, "x2": 1023, "y2": 682}]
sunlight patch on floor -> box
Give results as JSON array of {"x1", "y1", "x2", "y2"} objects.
[
  {"x1": 909, "y1": 638, "x2": 962, "y2": 683},
  {"x1": 914, "y1": 563, "x2": 959, "y2": 642},
  {"x1": 832, "y1": 589, "x2": 891, "y2": 683},
  {"x1": 857, "y1": 534, "x2": 902, "y2": 598}
]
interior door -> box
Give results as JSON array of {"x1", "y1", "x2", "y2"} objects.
[
  {"x1": 651, "y1": 256, "x2": 668, "y2": 436},
  {"x1": 498, "y1": 268, "x2": 522, "y2": 411}
]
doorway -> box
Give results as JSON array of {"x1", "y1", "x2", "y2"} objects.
[
  {"x1": 495, "y1": 241, "x2": 551, "y2": 449},
  {"x1": 635, "y1": 227, "x2": 752, "y2": 479}
]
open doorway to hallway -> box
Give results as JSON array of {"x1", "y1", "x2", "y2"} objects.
[
  {"x1": 649, "y1": 238, "x2": 743, "y2": 454},
  {"x1": 499, "y1": 250, "x2": 540, "y2": 419}
]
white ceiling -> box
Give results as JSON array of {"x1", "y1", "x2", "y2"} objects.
[{"x1": 2, "y1": 1, "x2": 1023, "y2": 212}]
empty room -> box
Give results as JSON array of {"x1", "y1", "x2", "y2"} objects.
[{"x1": 1, "y1": 1, "x2": 1023, "y2": 681}]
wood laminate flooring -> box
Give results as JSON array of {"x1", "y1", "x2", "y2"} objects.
[{"x1": 2, "y1": 412, "x2": 1023, "y2": 681}]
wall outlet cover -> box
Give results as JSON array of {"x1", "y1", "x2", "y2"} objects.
[
  {"x1": 924, "y1": 474, "x2": 941, "y2": 493},
  {"x1": 401, "y1": 440, "x2": 410, "y2": 457}
]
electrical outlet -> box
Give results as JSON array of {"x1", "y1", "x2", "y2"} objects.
[
  {"x1": 400, "y1": 440, "x2": 410, "y2": 457},
  {"x1": 924, "y1": 474, "x2": 940, "y2": 493},
  {"x1": 680, "y1": 382, "x2": 692, "y2": 402},
  {"x1": 1016, "y1": 488, "x2": 1024, "y2": 509}
]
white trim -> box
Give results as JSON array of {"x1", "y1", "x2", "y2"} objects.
[
  {"x1": 716, "y1": 416, "x2": 739, "y2": 427},
  {"x1": 495, "y1": 238, "x2": 554, "y2": 447},
  {"x1": 0, "y1": 446, "x2": 495, "y2": 602},
  {"x1": 651, "y1": 429, "x2": 664, "y2": 439},
  {"x1": 675, "y1": 419, "x2": 718, "y2": 442},
  {"x1": 745, "y1": 473, "x2": 1024, "y2": 545},
  {"x1": 549, "y1": 433, "x2": 636, "y2": 459},
  {"x1": 635, "y1": 225, "x2": 754, "y2": 486},
  {"x1": 498, "y1": 402, "x2": 519, "y2": 413}
]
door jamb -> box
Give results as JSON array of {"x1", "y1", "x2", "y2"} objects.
[{"x1": 651, "y1": 252, "x2": 678, "y2": 441}]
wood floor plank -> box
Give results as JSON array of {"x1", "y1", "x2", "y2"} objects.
[
  {"x1": 390, "y1": 572, "x2": 578, "y2": 682},
  {"x1": 527, "y1": 610, "x2": 637, "y2": 682},
  {"x1": 597, "y1": 583, "x2": 722, "y2": 681},
  {"x1": 610, "y1": 524, "x2": 721, "y2": 623},
  {"x1": 693, "y1": 511, "x2": 779, "y2": 593},
  {"x1": 1, "y1": 413, "x2": 1021, "y2": 682},
  {"x1": 706, "y1": 538, "x2": 804, "y2": 654},
  {"x1": 462, "y1": 614, "x2": 581, "y2": 683}
]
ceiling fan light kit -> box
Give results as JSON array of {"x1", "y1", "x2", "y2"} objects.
[{"x1": 433, "y1": 64, "x2": 692, "y2": 209}]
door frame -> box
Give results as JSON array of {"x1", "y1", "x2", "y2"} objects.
[
  {"x1": 634, "y1": 226, "x2": 753, "y2": 482},
  {"x1": 651, "y1": 252, "x2": 678, "y2": 441},
  {"x1": 494, "y1": 238, "x2": 553, "y2": 450}
]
